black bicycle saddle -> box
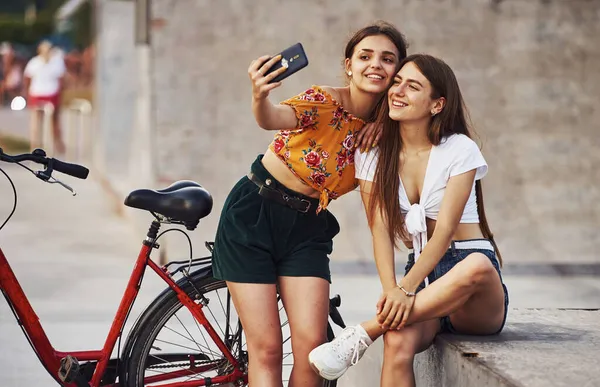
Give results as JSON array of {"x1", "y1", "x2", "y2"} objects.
[{"x1": 124, "y1": 180, "x2": 213, "y2": 230}]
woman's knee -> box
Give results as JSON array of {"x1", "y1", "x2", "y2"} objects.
[
  {"x1": 383, "y1": 329, "x2": 419, "y2": 365},
  {"x1": 227, "y1": 282, "x2": 283, "y2": 367},
  {"x1": 248, "y1": 337, "x2": 283, "y2": 366},
  {"x1": 455, "y1": 253, "x2": 497, "y2": 289},
  {"x1": 291, "y1": 327, "x2": 327, "y2": 358}
]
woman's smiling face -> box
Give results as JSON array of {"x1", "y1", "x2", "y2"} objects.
[
  {"x1": 346, "y1": 34, "x2": 400, "y2": 94},
  {"x1": 388, "y1": 61, "x2": 442, "y2": 122}
]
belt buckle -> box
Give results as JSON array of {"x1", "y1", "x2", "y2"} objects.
[
  {"x1": 297, "y1": 198, "x2": 311, "y2": 213},
  {"x1": 282, "y1": 193, "x2": 311, "y2": 213}
]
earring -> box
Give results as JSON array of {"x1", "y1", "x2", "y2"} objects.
[
  {"x1": 431, "y1": 111, "x2": 436, "y2": 116},
  {"x1": 347, "y1": 71, "x2": 352, "y2": 76}
]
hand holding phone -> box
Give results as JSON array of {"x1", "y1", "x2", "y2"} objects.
[
  {"x1": 263, "y1": 43, "x2": 309, "y2": 84},
  {"x1": 249, "y1": 43, "x2": 309, "y2": 100}
]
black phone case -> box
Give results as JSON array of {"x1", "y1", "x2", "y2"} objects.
[{"x1": 264, "y1": 43, "x2": 309, "y2": 84}]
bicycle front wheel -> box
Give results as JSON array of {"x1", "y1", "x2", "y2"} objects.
[{"x1": 124, "y1": 276, "x2": 337, "y2": 387}]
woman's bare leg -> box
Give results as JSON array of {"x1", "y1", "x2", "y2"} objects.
[
  {"x1": 381, "y1": 319, "x2": 440, "y2": 387},
  {"x1": 278, "y1": 276, "x2": 330, "y2": 387},
  {"x1": 227, "y1": 281, "x2": 283, "y2": 387},
  {"x1": 406, "y1": 253, "x2": 505, "y2": 333}
]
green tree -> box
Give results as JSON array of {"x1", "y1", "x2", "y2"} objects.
[{"x1": 68, "y1": 1, "x2": 93, "y2": 49}]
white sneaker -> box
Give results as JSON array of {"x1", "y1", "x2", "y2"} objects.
[{"x1": 308, "y1": 325, "x2": 373, "y2": 380}]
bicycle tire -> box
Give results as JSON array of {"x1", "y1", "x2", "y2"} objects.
[{"x1": 124, "y1": 276, "x2": 337, "y2": 387}]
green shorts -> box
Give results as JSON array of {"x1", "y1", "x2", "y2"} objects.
[{"x1": 212, "y1": 155, "x2": 340, "y2": 284}]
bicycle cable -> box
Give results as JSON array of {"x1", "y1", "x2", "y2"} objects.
[
  {"x1": 155, "y1": 228, "x2": 194, "y2": 274},
  {"x1": 0, "y1": 161, "x2": 48, "y2": 232},
  {"x1": 0, "y1": 168, "x2": 17, "y2": 232},
  {"x1": 153, "y1": 228, "x2": 206, "y2": 298}
]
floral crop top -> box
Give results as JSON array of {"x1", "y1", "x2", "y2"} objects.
[{"x1": 268, "y1": 86, "x2": 366, "y2": 213}]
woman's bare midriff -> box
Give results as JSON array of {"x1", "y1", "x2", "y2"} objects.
[
  {"x1": 261, "y1": 149, "x2": 321, "y2": 199},
  {"x1": 401, "y1": 218, "x2": 486, "y2": 249}
]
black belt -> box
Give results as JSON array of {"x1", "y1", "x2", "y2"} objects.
[{"x1": 247, "y1": 172, "x2": 312, "y2": 213}]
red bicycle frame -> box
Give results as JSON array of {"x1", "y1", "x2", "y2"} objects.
[{"x1": 0, "y1": 239, "x2": 245, "y2": 387}]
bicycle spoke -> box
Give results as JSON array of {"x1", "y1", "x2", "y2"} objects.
[
  {"x1": 209, "y1": 289, "x2": 233, "y2": 337},
  {"x1": 188, "y1": 314, "x2": 219, "y2": 358},
  {"x1": 174, "y1": 313, "x2": 203, "y2": 348},
  {"x1": 160, "y1": 323, "x2": 219, "y2": 358},
  {"x1": 171, "y1": 312, "x2": 225, "y2": 360},
  {"x1": 193, "y1": 288, "x2": 241, "y2": 358},
  {"x1": 160, "y1": 324, "x2": 202, "y2": 347},
  {"x1": 282, "y1": 351, "x2": 293, "y2": 361}
]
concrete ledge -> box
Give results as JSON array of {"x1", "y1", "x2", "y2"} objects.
[{"x1": 340, "y1": 309, "x2": 600, "y2": 387}]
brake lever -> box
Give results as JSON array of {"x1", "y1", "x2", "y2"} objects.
[
  {"x1": 36, "y1": 171, "x2": 77, "y2": 196},
  {"x1": 50, "y1": 177, "x2": 77, "y2": 196}
]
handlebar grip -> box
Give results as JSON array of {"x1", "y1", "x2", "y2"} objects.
[{"x1": 51, "y1": 159, "x2": 89, "y2": 179}]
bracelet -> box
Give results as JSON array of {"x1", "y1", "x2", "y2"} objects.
[{"x1": 397, "y1": 284, "x2": 416, "y2": 297}]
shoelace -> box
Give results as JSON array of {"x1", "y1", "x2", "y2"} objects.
[
  {"x1": 350, "y1": 338, "x2": 369, "y2": 365},
  {"x1": 333, "y1": 328, "x2": 370, "y2": 365}
]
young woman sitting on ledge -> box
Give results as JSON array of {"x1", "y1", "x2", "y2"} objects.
[{"x1": 309, "y1": 54, "x2": 509, "y2": 387}]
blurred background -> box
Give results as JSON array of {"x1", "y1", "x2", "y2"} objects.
[
  {"x1": 0, "y1": 1, "x2": 599, "y2": 386},
  {"x1": 0, "y1": 0, "x2": 598, "y2": 270},
  {"x1": 0, "y1": 0, "x2": 93, "y2": 106}
]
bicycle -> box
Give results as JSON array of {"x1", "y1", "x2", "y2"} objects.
[{"x1": 0, "y1": 147, "x2": 347, "y2": 387}]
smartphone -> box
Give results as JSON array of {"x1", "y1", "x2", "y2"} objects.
[{"x1": 263, "y1": 43, "x2": 309, "y2": 84}]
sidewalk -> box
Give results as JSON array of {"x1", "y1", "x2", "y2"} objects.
[
  {"x1": 1, "y1": 163, "x2": 600, "y2": 386},
  {"x1": 0, "y1": 107, "x2": 28, "y2": 139}
]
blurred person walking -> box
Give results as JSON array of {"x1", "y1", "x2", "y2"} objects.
[{"x1": 23, "y1": 40, "x2": 67, "y2": 154}]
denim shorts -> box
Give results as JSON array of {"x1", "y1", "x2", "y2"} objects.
[{"x1": 404, "y1": 239, "x2": 509, "y2": 334}]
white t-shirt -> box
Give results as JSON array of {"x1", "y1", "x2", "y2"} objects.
[
  {"x1": 24, "y1": 55, "x2": 66, "y2": 96},
  {"x1": 355, "y1": 134, "x2": 488, "y2": 262}
]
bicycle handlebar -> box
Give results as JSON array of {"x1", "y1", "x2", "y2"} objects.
[
  {"x1": 50, "y1": 158, "x2": 89, "y2": 179},
  {"x1": 0, "y1": 148, "x2": 89, "y2": 180}
]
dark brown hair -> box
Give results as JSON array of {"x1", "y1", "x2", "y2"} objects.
[
  {"x1": 343, "y1": 21, "x2": 409, "y2": 122},
  {"x1": 344, "y1": 21, "x2": 408, "y2": 63},
  {"x1": 367, "y1": 54, "x2": 502, "y2": 265}
]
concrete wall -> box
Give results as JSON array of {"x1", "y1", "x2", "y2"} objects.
[
  {"x1": 100, "y1": 0, "x2": 600, "y2": 264},
  {"x1": 95, "y1": 0, "x2": 137, "y2": 190}
]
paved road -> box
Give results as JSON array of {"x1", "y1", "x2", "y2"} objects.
[{"x1": 1, "y1": 161, "x2": 599, "y2": 386}]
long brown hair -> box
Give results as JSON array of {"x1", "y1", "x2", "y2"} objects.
[{"x1": 367, "y1": 54, "x2": 502, "y2": 265}]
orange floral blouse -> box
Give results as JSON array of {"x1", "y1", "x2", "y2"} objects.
[{"x1": 268, "y1": 86, "x2": 366, "y2": 213}]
